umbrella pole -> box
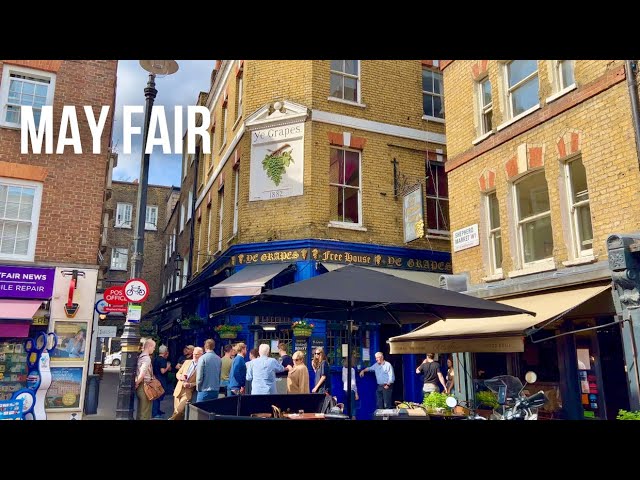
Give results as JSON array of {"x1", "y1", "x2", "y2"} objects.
[{"x1": 347, "y1": 310, "x2": 353, "y2": 419}]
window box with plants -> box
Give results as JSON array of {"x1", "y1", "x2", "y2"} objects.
[
  {"x1": 291, "y1": 320, "x2": 314, "y2": 338},
  {"x1": 215, "y1": 323, "x2": 242, "y2": 339},
  {"x1": 179, "y1": 314, "x2": 205, "y2": 331},
  {"x1": 474, "y1": 390, "x2": 499, "y2": 418}
]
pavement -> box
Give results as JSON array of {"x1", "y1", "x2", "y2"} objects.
[{"x1": 83, "y1": 366, "x2": 174, "y2": 420}]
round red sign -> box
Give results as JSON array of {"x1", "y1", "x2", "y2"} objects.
[
  {"x1": 104, "y1": 286, "x2": 128, "y2": 305},
  {"x1": 124, "y1": 278, "x2": 150, "y2": 303}
]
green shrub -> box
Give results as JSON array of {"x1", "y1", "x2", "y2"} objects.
[
  {"x1": 617, "y1": 409, "x2": 640, "y2": 420},
  {"x1": 475, "y1": 390, "x2": 499, "y2": 409},
  {"x1": 422, "y1": 392, "x2": 450, "y2": 410}
]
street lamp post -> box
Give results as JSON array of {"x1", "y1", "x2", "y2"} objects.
[{"x1": 116, "y1": 60, "x2": 179, "y2": 420}]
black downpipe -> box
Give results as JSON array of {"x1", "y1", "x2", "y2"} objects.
[
  {"x1": 187, "y1": 145, "x2": 200, "y2": 281},
  {"x1": 625, "y1": 61, "x2": 640, "y2": 169}
]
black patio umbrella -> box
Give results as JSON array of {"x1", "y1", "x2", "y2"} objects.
[{"x1": 210, "y1": 265, "x2": 534, "y2": 415}]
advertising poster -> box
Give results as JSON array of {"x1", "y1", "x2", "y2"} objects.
[
  {"x1": 45, "y1": 367, "x2": 82, "y2": 409},
  {"x1": 50, "y1": 322, "x2": 87, "y2": 361}
]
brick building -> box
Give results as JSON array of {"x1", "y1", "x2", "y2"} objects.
[
  {"x1": 101, "y1": 180, "x2": 178, "y2": 316},
  {"x1": 0, "y1": 60, "x2": 117, "y2": 419},
  {"x1": 150, "y1": 60, "x2": 452, "y2": 415},
  {"x1": 437, "y1": 60, "x2": 640, "y2": 419}
]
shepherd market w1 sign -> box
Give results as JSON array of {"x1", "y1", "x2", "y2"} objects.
[{"x1": 453, "y1": 224, "x2": 479, "y2": 252}]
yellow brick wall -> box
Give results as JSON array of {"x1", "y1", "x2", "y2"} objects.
[
  {"x1": 192, "y1": 60, "x2": 451, "y2": 276},
  {"x1": 445, "y1": 68, "x2": 640, "y2": 284},
  {"x1": 443, "y1": 60, "x2": 625, "y2": 159},
  {"x1": 311, "y1": 61, "x2": 446, "y2": 137}
]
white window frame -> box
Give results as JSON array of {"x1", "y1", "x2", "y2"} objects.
[
  {"x1": 207, "y1": 205, "x2": 213, "y2": 253},
  {"x1": 426, "y1": 155, "x2": 449, "y2": 237},
  {"x1": 422, "y1": 68, "x2": 445, "y2": 120},
  {"x1": 513, "y1": 171, "x2": 553, "y2": 267},
  {"x1": 182, "y1": 257, "x2": 189, "y2": 289},
  {"x1": 217, "y1": 191, "x2": 224, "y2": 253},
  {"x1": 172, "y1": 227, "x2": 176, "y2": 252},
  {"x1": 110, "y1": 247, "x2": 128, "y2": 271},
  {"x1": 232, "y1": 170, "x2": 239, "y2": 236},
  {"x1": 477, "y1": 77, "x2": 493, "y2": 135},
  {"x1": 236, "y1": 74, "x2": 243, "y2": 121},
  {"x1": 485, "y1": 191, "x2": 502, "y2": 275},
  {"x1": 555, "y1": 60, "x2": 576, "y2": 92},
  {"x1": 329, "y1": 60, "x2": 361, "y2": 105},
  {"x1": 162, "y1": 282, "x2": 166, "y2": 299},
  {"x1": 328, "y1": 147, "x2": 362, "y2": 228},
  {"x1": 0, "y1": 64, "x2": 56, "y2": 129},
  {"x1": 0, "y1": 177, "x2": 43, "y2": 262},
  {"x1": 164, "y1": 241, "x2": 168, "y2": 265},
  {"x1": 179, "y1": 204, "x2": 185, "y2": 233},
  {"x1": 503, "y1": 60, "x2": 540, "y2": 120},
  {"x1": 187, "y1": 190, "x2": 193, "y2": 221},
  {"x1": 145, "y1": 205, "x2": 158, "y2": 231},
  {"x1": 115, "y1": 203, "x2": 132, "y2": 229},
  {"x1": 564, "y1": 156, "x2": 593, "y2": 258},
  {"x1": 182, "y1": 152, "x2": 188, "y2": 180},
  {"x1": 221, "y1": 106, "x2": 228, "y2": 151}
]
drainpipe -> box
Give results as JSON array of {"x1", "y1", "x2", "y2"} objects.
[
  {"x1": 187, "y1": 145, "x2": 200, "y2": 282},
  {"x1": 625, "y1": 61, "x2": 640, "y2": 169}
]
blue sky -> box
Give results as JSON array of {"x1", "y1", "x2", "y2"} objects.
[{"x1": 111, "y1": 60, "x2": 217, "y2": 186}]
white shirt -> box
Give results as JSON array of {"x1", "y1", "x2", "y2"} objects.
[
  {"x1": 342, "y1": 367, "x2": 357, "y2": 393},
  {"x1": 185, "y1": 360, "x2": 197, "y2": 379}
]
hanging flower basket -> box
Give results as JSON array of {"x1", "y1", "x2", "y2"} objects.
[
  {"x1": 215, "y1": 324, "x2": 242, "y2": 339},
  {"x1": 292, "y1": 320, "x2": 314, "y2": 338}
]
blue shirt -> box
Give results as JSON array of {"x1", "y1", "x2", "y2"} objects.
[
  {"x1": 246, "y1": 355, "x2": 284, "y2": 394},
  {"x1": 228, "y1": 354, "x2": 247, "y2": 390},
  {"x1": 196, "y1": 351, "x2": 222, "y2": 392},
  {"x1": 367, "y1": 361, "x2": 395, "y2": 385}
]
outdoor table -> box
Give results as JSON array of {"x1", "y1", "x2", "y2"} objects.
[
  {"x1": 282, "y1": 412, "x2": 327, "y2": 420},
  {"x1": 426, "y1": 411, "x2": 467, "y2": 420}
]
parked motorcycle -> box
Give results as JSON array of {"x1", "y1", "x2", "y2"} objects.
[{"x1": 448, "y1": 371, "x2": 548, "y2": 420}]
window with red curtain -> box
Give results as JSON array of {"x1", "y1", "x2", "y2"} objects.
[
  {"x1": 426, "y1": 159, "x2": 449, "y2": 235},
  {"x1": 329, "y1": 148, "x2": 361, "y2": 224}
]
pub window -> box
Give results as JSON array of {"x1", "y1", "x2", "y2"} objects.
[
  {"x1": 514, "y1": 170, "x2": 553, "y2": 265},
  {"x1": 255, "y1": 316, "x2": 292, "y2": 359},
  {"x1": 329, "y1": 60, "x2": 360, "y2": 103},
  {"x1": 426, "y1": 154, "x2": 449, "y2": 237},
  {"x1": 326, "y1": 326, "x2": 363, "y2": 367}
]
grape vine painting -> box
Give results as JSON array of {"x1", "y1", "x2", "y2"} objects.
[{"x1": 262, "y1": 144, "x2": 294, "y2": 186}]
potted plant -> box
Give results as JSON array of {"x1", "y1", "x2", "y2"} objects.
[
  {"x1": 179, "y1": 314, "x2": 205, "y2": 330},
  {"x1": 214, "y1": 323, "x2": 242, "y2": 339},
  {"x1": 475, "y1": 390, "x2": 499, "y2": 418},
  {"x1": 291, "y1": 320, "x2": 314, "y2": 338},
  {"x1": 617, "y1": 409, "x2": 640, "y2": 420},
  {"x1": 422, "y1": 392, "x2": 455, "y2": 413}
]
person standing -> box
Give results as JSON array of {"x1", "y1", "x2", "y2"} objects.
[
  {"x1": 174, "y1": 345, "x2": 194, "y2": 373},
  {"x1": 311, "y1": 347, "x2": 331, "y2": 394},
  {"x1": 445, "y1": 357, "x2": 455, "y2": 394},
  {"x1": 196, "y1": 339, "x2": 222, "y2": 402},
  {"x1": 246, "y1": 344, "x2": 286, "y2": 394},
  {"x1": 342, "y1": 357, "x2": 359, "y2": 419},
  {"x1": 134, "y1": 338, "x2": 156, "y2": 420},
  {"x1": 276, "y1": 342, "x2": 294, "y2": 394},
  {"x1": 220, "y1": 344, "x2": 234, "y2": 396},
  {"x1": 245, "y1": 348, "x2": 259, "y2": 395},
  {"x1": 169, "y1": 347, "x2": 203, "y2": 420},
  {"x1": 287, "y1": 351, "x2": 310, "y2": 394},
  {"x1": 416, "y1": 353, "x2": 447, "y2": 397},
  {"x1": 228, "y1": 343, "x2": 247, "y2": 396},
  {"x1": 360, "y1": 352, "x2": 395, "y2": 409},
  {"x1": 152, "y1": 345, "x2": 171, "y2": 418}
]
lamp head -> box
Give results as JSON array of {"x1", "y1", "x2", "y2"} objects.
[{"x1": 139, "y1": 60, "x2": 179, "y2": 76}]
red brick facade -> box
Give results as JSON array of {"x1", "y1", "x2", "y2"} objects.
[{"x1": 0, "y1": 60, "x2": 118, "y2": 265}]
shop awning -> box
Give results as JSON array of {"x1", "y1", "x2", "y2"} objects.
[
  {"x1": 210, "y1": 263, "x2": 294, "y2": 298},
  {"x1": 388, "y1": 284, "x2": 611, "y2": 354},
  {"x1": 0, "y1": 299, "x2": 42, "y2": 338},
  {"x1": 321, "y1": 263, "x2": 441, "y2": 287}
]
